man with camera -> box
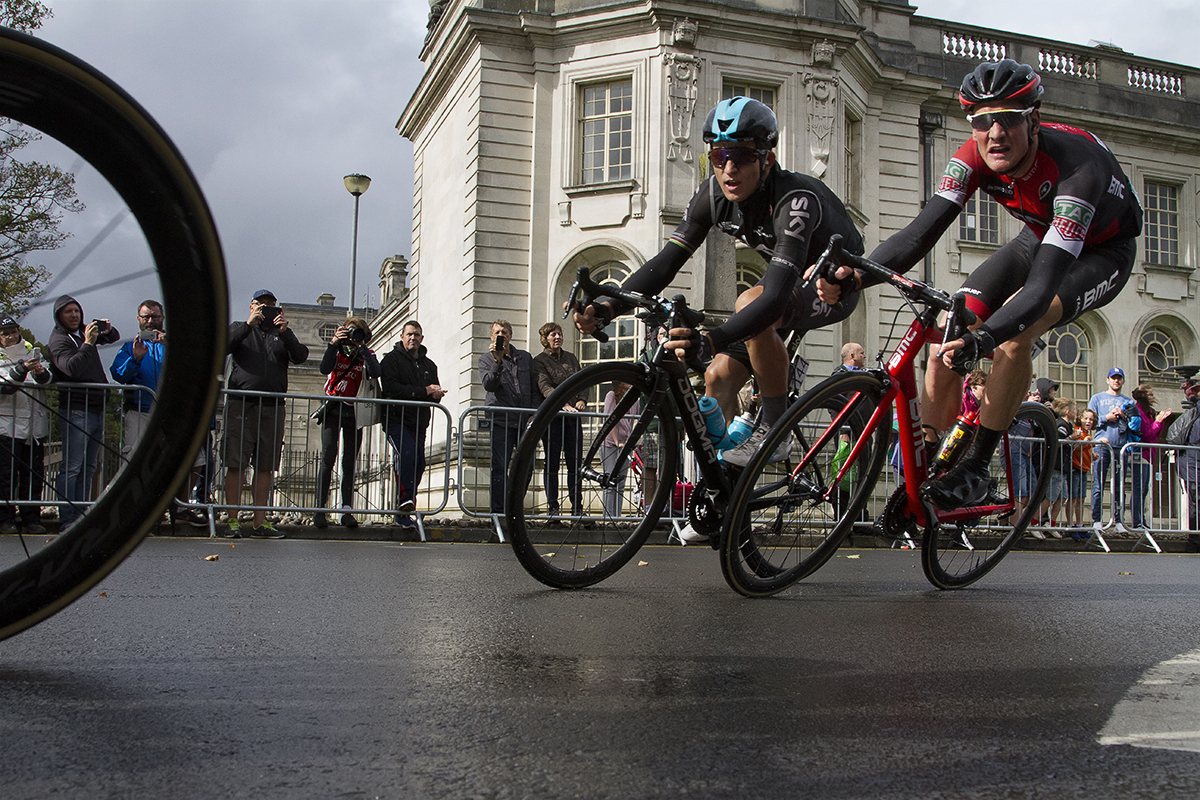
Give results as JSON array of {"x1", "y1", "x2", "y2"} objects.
[
  {"x1": 1088, "y1": 367, "x2": 1134, "y2": 532},
  {"x1": 110, "y1": 300, "x2": 165, "y2": 459},
  {"x1": 479, "y1": 319, "x2": 536, "y2": 515},
  {"x1": 48, "y1": 294, "x2": 121, "y2": 531},
  {"x1": 221, "y1": 289, "x2": 308, "y2": 538}
]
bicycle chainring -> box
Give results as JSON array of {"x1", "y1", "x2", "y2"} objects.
[
  {"x1": 873, "y1": 485, "x2": 918, "y2": 540},
  {"x1": 687, "y1": 477, "x2": 722, "y2": 536}
]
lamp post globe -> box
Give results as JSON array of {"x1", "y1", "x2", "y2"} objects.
[{"x1": 343, "y1": 173, "x2": 371, "y2": 316}]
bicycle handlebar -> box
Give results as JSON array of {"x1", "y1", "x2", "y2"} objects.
[
  {"x1": 813, "y1": 235, "x2": 977, "y2": 339},
  {"x1": 563, "y1": 266, "x2": 707, "y2": 344}
]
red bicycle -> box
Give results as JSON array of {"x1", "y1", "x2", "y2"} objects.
[{"x1": 720, "y1": 235, "x2": 1057, "y2": 595}]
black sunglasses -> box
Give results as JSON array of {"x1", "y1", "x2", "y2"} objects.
[
  {"x1": 966, "y1": 107, "x2": 1034, "y2": 132},
  {"x1": 709, "y1": 147, "x2": 766, "y2": 168}
]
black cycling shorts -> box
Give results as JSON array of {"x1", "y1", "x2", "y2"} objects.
[
  {"x1": 962, "y1": 226, "x2": 1136, "y2": 327},
  {"x1": 722, "y1": 278, "x2": 860, "y2": 371}
]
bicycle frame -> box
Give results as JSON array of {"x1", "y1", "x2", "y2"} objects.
[
  {"x1": 810, "y1": 285, "x2": 1015, "y2": 531},
  {"x1": 585, "y1": 334, "x2": 733, "y2": 524}
]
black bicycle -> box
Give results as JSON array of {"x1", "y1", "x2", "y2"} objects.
[
  {"x1": 0, "y1": 28, "x2": 226, "y2": 640},
  {"x1": 503, "y1": 267, "x2": 877, "y2": 589}
]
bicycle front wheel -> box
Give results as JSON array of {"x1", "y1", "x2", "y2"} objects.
[
  {"x1": 0, "y1": 29, "x2": 226, "y2": 640},
  {"x1": 921, "y1": 401, "x2": 1058, "y2": 589},
  {"x1": 504, "y1": 362, "x2": 679, "y2": 588},
  {"x1": 721, "y1": 373, "x2": 888, "y2": 597}
]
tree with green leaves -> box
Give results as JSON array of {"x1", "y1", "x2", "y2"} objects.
[{"x1": 1, "y1": 0, "x2": 84, "y2": 316}]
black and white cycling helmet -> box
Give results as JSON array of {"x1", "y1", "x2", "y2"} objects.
[
  {"x1": 958, "y1": 59, "x2": 1043, "y2": 111},
  {"x1": 702, "y1": 97, "x2": 778, "y2": 149}
]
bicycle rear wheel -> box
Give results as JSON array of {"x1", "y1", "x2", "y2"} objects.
[
  {"x1": 0, "y1": 29, "x2": 226, "y2": 640},
  {"x1": 921, "y1": 401, "x2": 1057, "y2": 589},
  {"x1": 504, "y1": 362, "x2": 679, "y2": 588},
  {"x1": 721, "y1": 373, "x2": 888, "y2": 597}
]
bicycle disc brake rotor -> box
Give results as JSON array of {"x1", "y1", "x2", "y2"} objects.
[{"x1": 687, "y1": 477, "x2": 722, "y2": 535}]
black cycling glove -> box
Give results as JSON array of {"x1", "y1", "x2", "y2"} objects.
[
  {"x1": 683, "y1": 329, "x2": 714, "y2": 371},
  {"x1": 947, "y1": 328, "x2": 995, "y2": 376}
]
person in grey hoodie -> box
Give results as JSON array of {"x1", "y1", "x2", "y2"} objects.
[{"x1": 47, "y1": 294, "x2": 120, "y2": 529}]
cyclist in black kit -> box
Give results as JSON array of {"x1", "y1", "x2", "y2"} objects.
[
  {"x1": 820, "y1": 59, "x2": 1143, "y2": 509},
  {"x1": 574, "y1": 97, "x2": 864, "y2": 476}
]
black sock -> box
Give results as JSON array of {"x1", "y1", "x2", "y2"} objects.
[
  {"x1": 960, "y1": 425, "x2": 1003, "y2": 471},
  {"x1": 762, "y1": 394, "x2": 788, "y2": 428}
]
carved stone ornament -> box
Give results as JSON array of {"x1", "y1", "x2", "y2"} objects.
[
  {"x1": 672, "y1": 18, "x2": 698, "y2": 48},
  {"x1": 425, "y1": 0, "x2": 446, "y2": 46},
  {"x1": 812, "y1": 39, "x2": 836, "y2": 67},
  {"x1": 665, "y1": 53, "x2": 701, "y2": 163},
  {"x1": 804, "y1": 73, "x2": 838, "y2": 179}
]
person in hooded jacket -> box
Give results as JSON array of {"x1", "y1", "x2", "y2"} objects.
[
  {"x1": 380, "y1": 320, "x2": 445, "y2": 528},
  {"x1": 47, "y1": 294, "x2": 120, "y2": 530},
  {"x1": 0, "y1": 316, "x2": 51, "y2": 534}
]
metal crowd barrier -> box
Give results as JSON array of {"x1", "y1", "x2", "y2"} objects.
[
  {"x1": 6, "y1": 377, "x2": 1195, "y2": 554},
  {"x1": 456, "y1": 405, "x2": 692, "y2": 542},
  {"x1": 0, "y1": 380, "x2": 155, "y2": 529},
  {"x1": 177, "y1": 388, "x2": 453, "y2": 541}
]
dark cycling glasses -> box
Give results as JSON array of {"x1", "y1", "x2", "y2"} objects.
[
  {"x1": 709, "y1": 147, "x2": 766, "y2": 168},
  {"x1": 966, "y1": 106, "x2": 1034, "y2": 132}
]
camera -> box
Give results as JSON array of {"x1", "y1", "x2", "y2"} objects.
[
  {"x1": 260, "y1": 306, "x2": 281, "y2": 328},
  {"x1": 347, "y1": 326, "x2": 366, "y2": 344},
  {"x1": 495, "y1": 333, "x2": 506, "y2": 351},
  {"x1": 1174, "y1": 365, "x2": 1200, "y2": 409},
  {"x1": 136, "y1": 329, "x2": 161, "y2": 344},
  {"x1": 91, "y1": 319, "x2": 110, "y2": 334}
]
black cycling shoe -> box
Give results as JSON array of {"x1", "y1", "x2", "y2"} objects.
[{"x1": 920, "y1": 460, "x2": 992, "y2": 510}]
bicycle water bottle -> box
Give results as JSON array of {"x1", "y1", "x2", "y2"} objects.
[
  {"x1": 698, "y1": 396, "x2": 731, "y2": 449},
  {"x1": 724, "y1": 413, "x2": 755, "y2": 450},
  {"x1": 933, "y1": 409, "x2": 978, "y2": 471}
]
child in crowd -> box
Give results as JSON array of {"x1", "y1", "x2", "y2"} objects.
[
  {"x1": 1068, "y1": 408, "x2": 1097, "y2": 535},
  {"x1": 1035, "y1": 397, "x2": 1077, "y2": 538}
]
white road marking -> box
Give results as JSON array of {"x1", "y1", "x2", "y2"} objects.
[{"x1": 1099, "y1": 649, "x2": 1200, "y2": 753}]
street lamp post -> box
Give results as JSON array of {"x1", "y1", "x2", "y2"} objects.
[{"x1": 343, "y1": 173, "x2": 371, "y2": 316}]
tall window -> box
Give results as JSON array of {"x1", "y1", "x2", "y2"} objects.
[
  {"x1": 1047, "y1": 322, "x2": 1092, "y2": 403},
  {"x1": 843, "y1": 113, "x2": 862, "y2": 209},
  {"x1": 580, "y1": 80, "x2": 633, "y2": 184},
  {"x1": 722, "y1": 82, "x2": 776, "y2": 109},
  {"x1": 1138, "y1": 327, "x2": 1179, "y2": 383},
  {"x1": 1143, "y1": 181, "x2": 1179, "y2": 266},
  {"x1": 959, "y1": 194, "x2": 1000, "y2": 244}
]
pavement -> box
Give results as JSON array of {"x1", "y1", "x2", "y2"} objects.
[{"x1": 131, "y1": 513, "x2": 1200, "y2": 553}]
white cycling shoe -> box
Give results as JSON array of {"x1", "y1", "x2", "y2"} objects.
[{"x1": 721, "y1": 424, "x2": 792, "y2": 468}]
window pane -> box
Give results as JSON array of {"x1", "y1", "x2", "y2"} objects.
[
  {"x1": 1143, "y1": 181, "x2": 1180, "y2": 266},
  {"x1": 579, "y1": 79, "x2": 634, "y2": 185}
]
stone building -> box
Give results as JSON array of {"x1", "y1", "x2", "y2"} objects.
[
  {"x1": 390, "y1": 0, "x2": 1198, "y2": 419},
  {"x1": 381, "y1": 0, "x2": 1200, "y2": 516}
]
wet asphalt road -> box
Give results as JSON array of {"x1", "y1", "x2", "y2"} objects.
[{"x1": 2, "y1": 538, "x2": 1200, "y2": 799}]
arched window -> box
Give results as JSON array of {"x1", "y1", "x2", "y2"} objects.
[
  {"x1": 575, "y1": 262, "x2": 639, "y2": 366},
  {"x1": 736, "y1": 260, "x2": 766, "y2": 297},
  {"x1": 1138, "y1": 327, "x2": 1179, "y2": 384},
  {"x1": 1046, "y1": 322, "x2": 1092, "y2": 403},
  {"x1": 572, "y1": 261, "x2": 640, "y2": 415}
]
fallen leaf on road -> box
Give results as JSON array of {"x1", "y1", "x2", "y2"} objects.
[
  {"x1": 1118, "y1": 571, "x2": 1132, "y2": 576},
  {"x1": 204, "y1": 554, "x2": 219, "y2": 561},
  {"x1": 97, "y1": 592, "x2": 107, "y2": 597},
  {"x1": 638, "y1": 560, "x2": 649, "y2": 566}
]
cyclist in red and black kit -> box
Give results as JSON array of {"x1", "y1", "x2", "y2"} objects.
[
  {"x1": 820, "y1": 59, "x2": 1143, "y2": 509},
  {"x1": 574, "y1": 97, "x2": 864, "y2": 475}
]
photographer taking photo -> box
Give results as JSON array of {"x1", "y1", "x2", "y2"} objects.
[{"x1": 313, "y1": 317, "x2": 380, "y2": 529}]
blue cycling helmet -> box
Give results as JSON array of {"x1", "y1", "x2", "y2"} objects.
[{"x1": 703, "y1": 97, "x2": 778, "y2": 149}]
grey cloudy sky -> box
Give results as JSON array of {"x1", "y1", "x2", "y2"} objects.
[{"x1": 18, "y1": 0, "x2": 1198, "y2": 342}]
